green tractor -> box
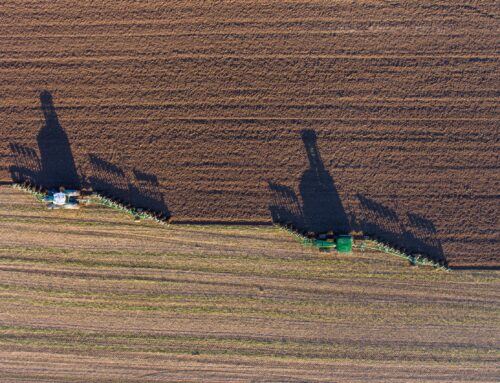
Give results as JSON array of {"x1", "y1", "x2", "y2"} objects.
[
  {"x1": 307, "y1": 234, "x2": 353, "y2": 253},
  {"x1": 335, "y1": 235, "x2": 353, "y2": 253}
]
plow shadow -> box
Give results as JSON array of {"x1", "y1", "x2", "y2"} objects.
[
  {"x1": 86, "y1": 154, "x2": 170, "y2": 218},
  {"x1": 356, "y1": 194, "x2": 447, "y2": 266}
]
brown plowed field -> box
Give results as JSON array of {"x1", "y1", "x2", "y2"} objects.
[
  {"x1": 0, "y1": 1, "x2": 499, "y2": 267},
  {"x1": 1, "y1": 185, "x2": 499, "y2": 382}
]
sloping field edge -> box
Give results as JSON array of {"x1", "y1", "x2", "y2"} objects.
[
  {"x1": 11, "y1": 182, "x2": 169, "y2": 224},
  {"x1": 275, "y1": 223, "x2": 450, "y2": 271},
  {"x1": 11, "y1": 182, "x2": 449, "y2": 271}
]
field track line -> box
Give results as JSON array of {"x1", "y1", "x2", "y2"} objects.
[{"x1": 1, "y1": 54, "x2": 498, "y2": 62}]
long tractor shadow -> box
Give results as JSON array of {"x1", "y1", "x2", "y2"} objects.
[
  {"x1": 268, "y1": 129, "x2": 447, "y2": 266},
  {"x1": 8, "y1": 91, "x2": 170, "y2": 220},
  {"x1": 9, "y1": 91, "x2": 80, "y2": 189},
  {"x1": 269, "y1": 129, "x2": 351, "y2": 235}
]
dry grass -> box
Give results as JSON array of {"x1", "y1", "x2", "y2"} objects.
[{"x1": 0, "y1": 185, "x2": 498, "y2": 382}]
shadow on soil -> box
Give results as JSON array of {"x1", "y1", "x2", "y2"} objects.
[
  {"x1": 86, "y1": 154, "x2": 170, "y2": 218},
  {"x1": 268, "y1": 129, "x2": 351, "y2": 234},
  {"x1": 268, "y1": 129, "x2": 448, "y2": 267},
  {"x1": 9, "y1": 91, "x2": 170, "y2": 219},
  {"x1": 356, "y1": 194, "x2": 448, "y2": 267},
  {"x1": 9, "y1": 91, "x2": 80, "y2": 189}
]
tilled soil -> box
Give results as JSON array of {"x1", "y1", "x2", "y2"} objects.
[
  {"x1": 0, "y1": 186, "x2": 499, "y2": 382},
  {"x1": 0, "y1": 1, "x2": 498, "y2": 267}
]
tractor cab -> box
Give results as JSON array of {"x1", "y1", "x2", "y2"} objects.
[
  {"x1": 335, "y1": 235, "x2": 353, "y2": 253},
  {"x1": 44, "y1": 186, "x2": 80, "y2": 209}
]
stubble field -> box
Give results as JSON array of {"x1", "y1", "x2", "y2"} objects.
[
  {"x1": 0, "y1": 1, "x2": 498, "y2": 267},
  {"x1": 0, "y1": 185, "x2": 499, "y2": 382}
]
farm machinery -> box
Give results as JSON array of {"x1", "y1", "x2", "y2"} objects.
[
  {"x1": 43, "y1": 187, "x2": 81, "y2": 209},
  {"x1": 12, "y1": 183, "x2": 83, "y2": 209},
  {"x1": 13, "y1": 182, "x2": 169, "y2": 224},
  {"x1": 305, "y1": 234, "x2": 353, "y2": 253}
]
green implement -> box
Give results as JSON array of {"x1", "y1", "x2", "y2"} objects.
[{"x1": 313, "y1": 239, "x2": 336, "y2": 249}]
